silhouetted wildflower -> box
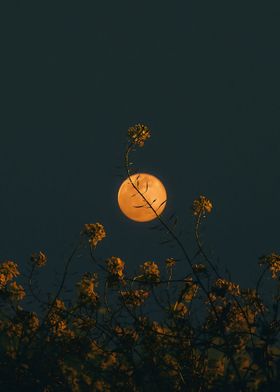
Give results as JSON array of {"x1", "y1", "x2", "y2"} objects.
[
  {"x1": 128, "y1": 123, "x2": 151, "y2": 147},
  {"x1": 192, "y1": 195, "x2": 213, "y2": 217},
  {"x1": 30, "y1": 251, "x2": 47, "y2": 267},
  {"x1": 83, "y1": 223, "x2": 106, "y2": 248}
]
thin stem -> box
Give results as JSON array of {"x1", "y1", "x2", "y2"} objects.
[{"x1": 125, "y1": 144, "x2": 245, "y2": 388}]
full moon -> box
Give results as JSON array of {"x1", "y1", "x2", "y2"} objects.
[{"x1": 118, "y1": 173, "x2": 167, "y2": 222}]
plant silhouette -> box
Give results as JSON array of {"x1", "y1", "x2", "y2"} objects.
[{"x1": 0, "y1": 124, "x2": 280, "y2": 391}]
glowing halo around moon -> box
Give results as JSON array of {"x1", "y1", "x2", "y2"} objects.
[{"x1": 118, "y1": 173, "x2": 167, "y2": 222}]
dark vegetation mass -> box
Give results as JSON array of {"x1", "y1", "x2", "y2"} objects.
[{"x1": 1, "y1": 125, "x2": 280, "y2": 391}]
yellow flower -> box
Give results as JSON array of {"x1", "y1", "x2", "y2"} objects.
[
  {"x1": 30, "y1": 251, "x2": 47, "y2": 267},
  {"x1": 114, "y1": 326, "x2": 139, "y2": 343},
  {"x1": 224, "y1": 303, "x2": 257, "y2": 334},
  {"x1": 172, "y1": 302, "x2": 188, "y2": 318},
  {"x1": 0, "y1": 260, "x2": 20, "y2": 282},
  {"x1": 48, "y1": 313, "x2": 74, "y2": 338},
  {"x1": 207, "y1": 357, "x2": 226, "y2": 378},
  {"x1": 140, "y1": 261, "x2": 160, "y2": 282},
  {"x1": 212, "y1": 278, "x2": 240, "y2": 297},
  {"x1": 0, "y1": 273, "x2": 8, "y2": 289},
  {"x1": 192, "y1": 195, "x2": 213, "y2": 217},
  {"x1": 163, "y1": 354, "x2": 180, "y2": 377},
  {"x1": 165, "y1": 257, "x2": 176, "y2": 269},
  {"x1": 55, "y1": 320, "x2": 67, "y2": 336},
  {"x1": 86, "y1": 340, "x2": 104, "y2": 360},
  {"x1": 83, "y1": 223, "x2": 106, "y2": 248},
  {"x1": 100, "y1": 352, "x2": 117, "y2": 370},
  {"x1": 182, "y1": 277, "x2": 199, "y2": 302},
  {"x1": 72, "y1": 316, "x2": 96, "y2": 331},
  {"x1": 94, "y1": 380, "x2": 111, "y2": 392},
  {"x1": 106, "y1": 257, "x2": 125, "y2": 279},
  {"x1": 60, "y1": 363, "x2": 80, "y2": 392},
  {"x1": 120, "y1": 289, "x2": 149, "y2": 307},
  {"x1": 7, "y1": 321, "x2": 24, "y2": 337},
  {"x1": 53, "y1": 298, "x2": 66, "y2": 311},
  {"x1": 151, "y1": 321, "x2": 172, "y2": 338},
  {"x1": 28, "y1": 312, "x2": 40, "y2": 332},
  {"x1": 128, "y1": 123, "x2": 151, "y2": 147},
  {"x1": 8, "y1": 281, "x2": 26, "y2": 301},
  {"x1": 76, "y1": 273, "x2": 99, "y2": 304},
  {"x1": 259, "y1": 252, "x2": 280, "y2": 279}
]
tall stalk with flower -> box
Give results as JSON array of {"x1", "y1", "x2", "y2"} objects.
[{"x1": 0, "y1": 124, "x2": 280, "y2": 391}]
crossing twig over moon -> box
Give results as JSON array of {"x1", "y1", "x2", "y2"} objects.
[{"x1": 118, "y1": 173, "x2": 167, "y2": 222}]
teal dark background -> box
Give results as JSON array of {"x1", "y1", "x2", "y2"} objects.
[{"x1": 1, "y1": 2, "x2": 280, "y2": 291}]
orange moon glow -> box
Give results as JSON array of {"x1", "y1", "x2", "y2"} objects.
[{"x1": 118, "y1": 173, "x2": 167, "y2": 222}]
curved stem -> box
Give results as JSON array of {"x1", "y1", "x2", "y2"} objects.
[
  {"x1": 125, "y1": 144, "x2": 245, "y2": 388},
  {"x1": 195, "y1": 211, "x2": 220, "y2": 278}
]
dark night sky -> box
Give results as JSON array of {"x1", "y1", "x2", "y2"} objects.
[{"x1": 1, "y1": 2, "x2": 280, "y2": 292}]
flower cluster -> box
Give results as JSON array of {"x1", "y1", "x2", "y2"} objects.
[
  {"x1": 59, "y1": 362, "x2": 79, "y2": 392},
  {"x1": 212, "y1": 278, "x2": 241, "y2": 298},
  {"x1": 241, "y1": 288, "x2": 265, "y2": 313},
  {"x1": 207, "y1": 357, "x2": 226, "y2": 381},
  {"x1": 27, "y1": 312, "x2": 40, "y2": 333},
  {"x1": 128, "y1": 123, "x2": 151, "y2": 147},
  {"x1": 0, "y1": 261, "x2": 20, "y2": 288},
  {"x1": 192, "y1": 195, "x2": 213, "y2": 217},
  {"x1": 120, "y1": 289, "x2": 149, "y2": 307},
  {"x1": 162, "y1": 353, "x2": 181, "y2": 380},
  {"x1": 72, "y1": 316, "x2": 96, "y2": 332},
  {"x1": 6, "y1": 320, "x2": 24, "y2": 338},
  {"x1": 225, "y1": 303, "x2": 257, "y2": 333},
  {"x1": 151, "y1": 321, "x2": 171, "y2": 337},
  {"x1": 30, "y1": 251, "x2": 47, "y2": 268},
  {"x1": 172, "y1": 301, "x2": 189, "y2": 318},
  {"x1": 7, "y1": 281, "x2": 25, "y2": 301},
  {"x1": 259, "y1": 252, "x2": 280, "y2": 279},
  {"x1": 106, "y1": 256, "x2": 125, "y2": 280},
  {"x1": 140, "y1": 261, "x2": 160, "y2": 282},
  {"x1": 76, "y1": 273, "x2": 99, "y2": 304},
  {"x1": 1, "y1": 211, "x2": 280, "y2": 391},
  {"x1": 53, "y1": 298, "x2": 66, "y2": 311},
  {"x1": 86, "y1": 341, "x2": 118, "y2": 373},
  {"x1": 182, "y1": 277, "x2": 199, "y2": 302},
  {"x1": 83, "y1": 223, "x2": 106, "y2": 248},
  {"x1": 0, "y1": 261, "x2": 25, "y2": 301},
  {"x1": 48, "y1": 299, "x2": 74, "y2": 339},
  {"x1": 114, "y1": 325, "x2": 139, "y2": 344},
  {"x1": 165, "y1": 257, "x2": 176, "y2": 269}
]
